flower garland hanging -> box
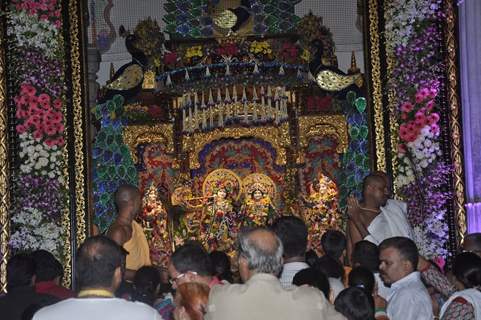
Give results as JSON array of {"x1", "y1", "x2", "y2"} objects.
[
  {"x1": 385, "y1": 0, "x2": 451, "y2": 259},
  {"x1": 7, "y1": 0, "x2": 67, "y2": 261}
]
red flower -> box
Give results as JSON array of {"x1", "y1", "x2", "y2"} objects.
[
  {"x1": 56, "y1": 123, "x2": 65, "y2": 133},
  {"x1": 16, "y1": 124, "x2": 26, "y2": 134},
  {"x1": 164, "y1": 52, "x2": 178, "y2": 65},
  {"x1": 428, "y1": 113, "x2": 440, "y2": 125},
  {"x1": 44, "y1": 125, "x2": 57, "y2": 136},
  {"x1": 400, "y1": 102, "x2": 414, "y2": 113},
  {"x1": 53, "y1": 98, "x2": 62, "y2": 109},
  {"x1": 56, "y1": 137, "x2": 65, "y2": 146},
  {"x1": 425, "y1": 100, "x2": 435, "y2": 112},
  {"x1": 33, "y1": 130, "x2": 43, "y2": 140},
  {"x1": 38, "y1": 93, "x2": 51, "y2": 104}
]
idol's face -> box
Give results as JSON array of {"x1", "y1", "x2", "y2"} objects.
[
  {"x1": 217, "y1": 189, "x2": 227, "y2": 199},
  {"x1": 253, "y1": 190, "x2": 263, "y2": 200}
]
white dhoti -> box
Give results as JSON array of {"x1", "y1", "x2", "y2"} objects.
[{"x1": 365, "y1": 199, "x2": 414, "y2": 245}]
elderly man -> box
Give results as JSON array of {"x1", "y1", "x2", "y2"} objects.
[
  {"x1": 205, "y1": 228, "x2": 346, "y2": 320},
  {"x1": 34, "y1": 236, "x2": 162, "y2": 320},
  {"x1": 379, "y1": 237, "x2": 433, "y2": 320},
  {"x1": 108, "y1": 184, "x2": 151, "y2": 279}
]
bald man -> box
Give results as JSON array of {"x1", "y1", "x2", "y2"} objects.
[
  {"x1": 205, "y1": 228, "x2": 346, "y2": 320},
  {"x1": 108, "y1": 184, "x2": 151, "y2": 279},
  {"x1": 347, "y1": 174, "x2": 413, "y2": 262}
]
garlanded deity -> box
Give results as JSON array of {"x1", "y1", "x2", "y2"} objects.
[
  {"x1": 300, "y1": 173, "x2": 340, "y2": 253},
  {"x1": 241, "y1": 182, "x2": 276, "y2": 227},
  {"x1": 201, "y1": 186, "x2": 237, "y2": 252},
  {"x1": 141, "y1": 184, "x2": 171, "y2": 264}
]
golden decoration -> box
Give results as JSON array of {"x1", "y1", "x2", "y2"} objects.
[
  {"x1": 315, "y1": 70, "x2": 363, "y2": 91},
  {"x1": 368, "y1": 0, "x2": 386, "y2": 171},
  {"x1": 105, "y1": 64, "x2": 143, "y2": 91},
  {"x1": 202, "y1": 169, "x2": 242, "y2": 201},
  {"x1": 122, "y1": 124, "x2": 174, "y2": 163},
  {"x1": 183, "y1": 124, "x2": 290, "y2": 169},
  {"x1": 142, "y1": 70, "x2": 156, "y2": 90},
  {"x1": 242, "y1": 173, "x2": 277, "y2": 202},
  {"x1": 386, "y1": 54, "x2": 399, "y2": 196},
  {"x1": 67, "y1": 0, "x2": 89, "y2": 287},
  {"x1": 445, "y1": 1, "x2": 466, "y2": 245},
  {"x1": 214, "y1": 9, "x2": 238, "y2": 30},
  {"x1": 298, "y1": 115, "x2": 349, "y2": 155},
  {"x1": 0, "y1": 13, "x2": 10, "y2": 294}
]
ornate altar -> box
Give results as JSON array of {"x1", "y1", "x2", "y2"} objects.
[{"x1": 93, "y1": 1, "x2": 371, "y2": 262}]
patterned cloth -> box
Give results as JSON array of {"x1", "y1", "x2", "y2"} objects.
[
  {"x1": 441, "y1": 297, "x2": 475, "y2": 320},
  {"x1": 420, "y1": 263, "x2": 456, "y2": 298}
]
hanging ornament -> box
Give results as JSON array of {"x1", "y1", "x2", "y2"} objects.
[
  {"x1": 201, "y1": 91, "x2": 206, "y2": 109},
  {"x1": 308, "y1": 71, "x2": 316, "y2": 82},
  {"x1": 216, "y1": 88, "x2": 222, "y2": 104},
  {"x1": 209, "y1": 108, "x2": 214, "y2": 128},
  {"x1": 253, "y1": 87, "x2": 258, "y2": 101},
  {"x1": 185, "y1": 70, "x2": 190, "y2": 81},
  {"x1": 165, "y1": 73, "x2": 172, "y2": 86},
  {"x1": 242, "y1": 86, "x2": 248, "y2": 123},
  {"x1": 233, "y1": 85, "x2": 238, "y2": 103},
  {"x1": 225, "y1": 64, "x2": 231, "y2": 76},
  {"x1": 253, "y1": 62, "x2": 260, "y2": 74},
  {"x1": 297, "y1": 68, "x2": 303, "y2": 79},
  {"x1": 182, "y1": 108, "x2": 186, "y2": 132},
  {"x1": 205, "y1": 66, "x2": 211, "y2": 77},
  {"x1": 279, "y1": 65, "x2": 285, "y2": 76},
  {"x1": 218, "y1": 106, "x2": 224, "y2": 128},
  {"x1": 202, "y1": 109, "x2": 207, "y2": 129},
  {"x1": 208, "y1": 89, "x2": 214, "y2": 106},
  {"x1": 188, "y1": 106, "x2": 193, "y2": 133},
  {"x1": 225, "y1": 87, "x2": 231, "y2": 103}
]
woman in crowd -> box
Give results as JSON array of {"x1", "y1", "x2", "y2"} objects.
[
  {"x1": 334, "y1": 287, "x2": 375, "y2": 320},
  {"x1": 440, "y1": 252, "x2": 481, "y2": 320}
]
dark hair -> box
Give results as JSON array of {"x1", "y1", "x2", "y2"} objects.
[
  {"x1": 334, "y1": 287, "x2": 375, "y2": 320},
  {"x1": 351, "y1": 241, "x2": 380, "y2": 272},
  {"x1": 379, "y1": 237, "x2": 419, "y2": 270},
  {"x1": 171, "y1": 243, "x2": 213, "y2": 276},
  {"x1": 271, "y1": 216, "x2": 308, "y2": 259},
  {"x1": 453, "y1": 252, "x2": 481, "y2": 289},
  {"x1": 314, "y1": 255, "x2": 344, "y2": 279},
  {"x1": 132, "y1": 266, "x2": 161, "y2": 306},
  {"x1": 31, "y1": 250, "x2": 63, "y2": 282},
  {"x1": 348, "y1": 267, "x2": 375, "y2": 294},
  {"x1": 209, "y1": 251, "x2": 233, "y2": 283},
  {"x1": 321, "y1": 230, "x2": 347, "y2": 260},
  {"x1": 7, "y1": 254, "x2": 35, "y2": 290},
  {"x1": 293, "y1": 267, "x2": 330, "y2": 299},
  {"x1": 76, "y1": 235, "x2": 126, "y2": 289},
  {"x1": 305, "y1": 249, "x2": 319, "y2": 267}
]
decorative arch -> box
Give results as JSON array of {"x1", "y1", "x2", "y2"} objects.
[{"x1": 122, "y1": 124, "x2": 174, "y2": 163}]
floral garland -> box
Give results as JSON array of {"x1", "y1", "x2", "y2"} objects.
[
  {"x1": 385, "y1": 0, "x2": 450, "y2": 259},
  {"x1": 7, "y1": 0, "x2": 67, "y2": 260}
]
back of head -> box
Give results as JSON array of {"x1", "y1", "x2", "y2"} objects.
[
  {"x1": 271, "y1": 216, "x2": 307, "y2": 259},
  {"x1": 348, "y1": 267, "x2": 375, "y2": 294},
  {"x1": 209, "y1": 251, "x2": 233, "y2": 283},
  {"x1": 175, "y1": 282, "x2": 210, "y2": 320},
  {"x1": 379, "y1": 237, "x2": 418, "y2": 271},
  {"x1": 76, "y1": 235, "x2": 125, "y2": 289},
  {"x1": 171, "y1": 243, "x2": 213, "y2": 276},
  {"x1": 314, "y1": 255, "x2": 344, "y2": 279},
  {"x1": 453, "y1": 252, "x2": 481, "y2": 289},
  {"x1": 115, "y1": 184, "x2": 139, "y2": 209},
  {"x1": 133, "y1": 266, "x2": 161, "y2": 306},
  {"x1": 7, "y1": 253, "x2": 35, "y2": 290},
  {"x1": 321, "y1": 230, "x2": 347, "y2": 260},
  {"x1": 32, "y1": 250, "x2": 63, "y2": 282},
  {"x1": 334, "y1": 287, "x2": 374, "y2": 320},
  {"x1": 463, "y1": 233, "x2": 481, "y2": 256},
  {"x1": 237, "y1": 227, "x2": 283, "y2": 275},
  {"x1": 292, "y1": 267, "x2": 330, "y2": 299},
  {"x1": 305, "y1": 249, "x2": 319, "y2": 267},
  {"x1": 351, "y1": 241, "x2": 380, "y2": 272}
]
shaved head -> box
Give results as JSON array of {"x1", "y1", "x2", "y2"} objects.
[
  {"x1": 362, "y1": 174, "x2": 388, "y2": 207},
  {"x1": 114, "y1": 184, "x2": 141, "y2": 218},
  {"x1": 362, "y1": 174, "x2": 385, "y2": 194}
]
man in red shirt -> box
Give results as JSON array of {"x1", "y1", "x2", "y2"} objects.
[{"x1": 32, "y1": 250, "x2": 75, "y2": 299}]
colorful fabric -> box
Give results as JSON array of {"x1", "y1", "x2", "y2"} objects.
[
  {"x1": 124, "y1": 221, "x2": 151, "y2": 270},
  {"x1": 441, "y1": 297, "x2": 475, "y2": 320}
]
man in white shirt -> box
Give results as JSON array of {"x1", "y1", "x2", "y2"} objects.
[
  {"x1": 34, "y1": 236, "x2": 162, "y2": 320},
  {"x1": 379, "y1": 237, "x2": 433, "y2": 320},
  {"x1": 272, "y1": 216, "x2": 309, "y2": 289}
]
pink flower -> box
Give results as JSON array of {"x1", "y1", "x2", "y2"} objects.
[
  {"x1": 33, "y1": 130, "x2": 43, "y2": 140},
  {"x1": 56, "y1": 123, "x2": 64, "y2": 133},
  {"x1": 415, "y1": 93, "x2": 425, "y2": 103},
  {"x1": 16, "y1": 124, "x2": 26, "y2": 134},
  {"x1": 14, "y1": 95, "x2": 27, "y2": 106},
  {"x1": 56, "y1": 137, "x2": 65, "y2": 146},
  {"x1": 44, "y1": 125, "x2": 57, "y2": 136},
  {"x1": 38, "y1": 93, "x2": 51, "y2": 104},
  {"x1": 401, "y1": 113, "x2": 408, "y2": 120},
  {"x1": 20, "y1": 84, "x2": 36, "y2": 97},
  {"x1": 400, "y1": 102, "x2": 414, "y2": 113},
  {"x1": 430, "y1": 124, "x2": 440, "y2": 136},
  {"x1": 428, "y1": 113, "x2": 440, "y2": 125},
  {"x1": 425, "y1": 100, "x2": 435, "y2": 112},
  {"x1": 16, "y1": 109, "x2": 27, "y2": 119},
  {"x1": 399, "y1": 124, "x2": 410, "y2": 142},
  {"x1": 54, "y1": 20, "x2": 62, "y2": 28},
  {"x1": 428, "y1": 87, "x2": 438, "y2": 99},
  {"x1": 53, "y1": 99, "x2": 62, "y2": 109},
  {"x1": 398, "y1": 144, "x2": 406, "y2": 154}
]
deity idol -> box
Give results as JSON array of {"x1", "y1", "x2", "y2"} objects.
[
  {"x1": 241, "y1": 183, "x2": 276, "y2": 227},
  {"x1": 300, "y1": 173, "x2": 340, "y2": 253},
  {"x1": 201, "y1": 187, "x2": 237, "y2": 252}
]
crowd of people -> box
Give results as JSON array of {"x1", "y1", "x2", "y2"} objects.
[{"x1": 1, "y1": 174, "x2": 481, "y2": 320}]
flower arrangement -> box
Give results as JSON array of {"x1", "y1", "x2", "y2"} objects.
[
  {"x1": 185, "y1": 45, "x2": 203, "y2": 60},
  {"x1": 7, "y1": 0, "x2": 67, "y2": 259},
  {"x1": 249, "y1": 41, "x2": 272, "y2": 56},
  {"x1": 216, "y1": 42, "x2": 239, "y2": 57},
  {"x1": 385, "y1": 0, "x2": 450, "y2": 258},
  {"x1": 280, "y1": 42, "x2": 299, "y2": 63}
]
